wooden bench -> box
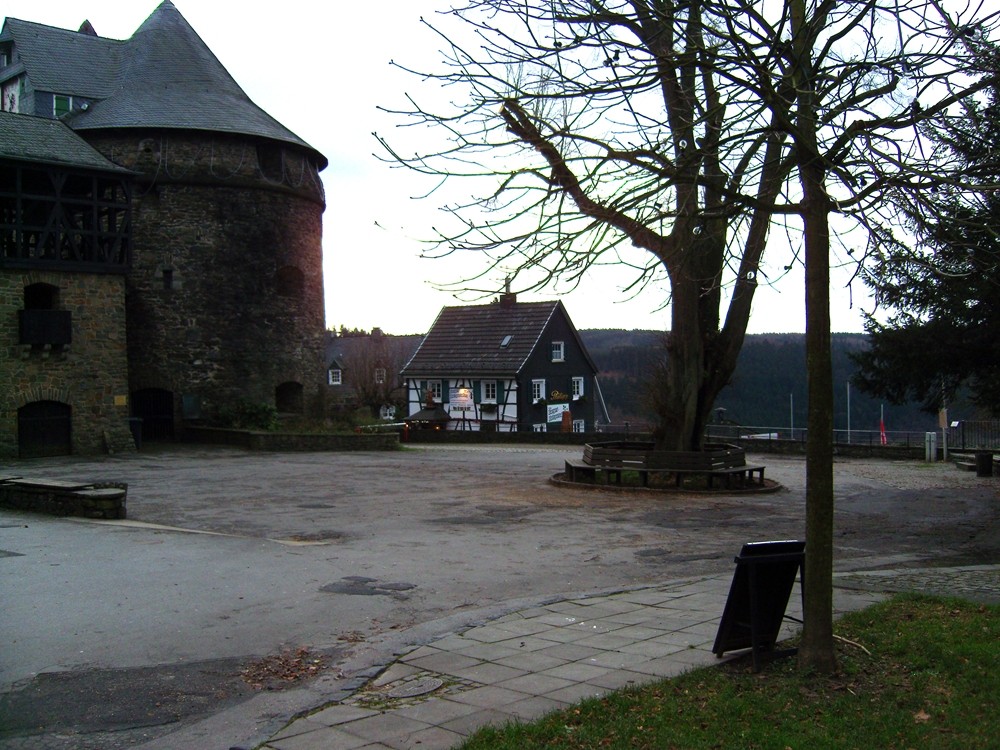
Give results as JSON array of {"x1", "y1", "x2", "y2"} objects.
[
  {"x1": 564, "y1": 459, "x2": 599, "y2": 484},
  {"x1": 671, "y1": 464, "x2": 766, "y2": 488},
  {"x1": 564, "y1": 442, "x2": 766, "y2": 489}
]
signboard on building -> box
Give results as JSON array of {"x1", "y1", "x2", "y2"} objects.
[
  {"x1": 450, "y1": 387, "x2": 473, "y2": 411},
  {"x1": 547, "y1": 403, "x2": 569, "y2": 423}
]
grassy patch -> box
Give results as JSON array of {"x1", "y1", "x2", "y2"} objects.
[{"x1": 459, "y1": 595, "x2": 999, "y2": 749}]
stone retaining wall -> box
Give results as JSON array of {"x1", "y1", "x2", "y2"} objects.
[
  {"x1": 186, "y1": 426, "x2": 398, "y2": 452},
  {"x1": 0, "y1": 478, "x2": 127, "y2": 519}
]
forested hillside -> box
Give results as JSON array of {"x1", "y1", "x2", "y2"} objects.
[{"x1": 580, "y1": 330, "x2": 944, "y2": 433}]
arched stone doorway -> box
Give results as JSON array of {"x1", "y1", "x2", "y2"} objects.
[{"x1": 18, "y1": 401, "x2": 71, "y2": 457}]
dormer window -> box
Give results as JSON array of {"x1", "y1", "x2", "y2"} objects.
[
  {"x1": 53, "y1": 95, "x2": 73, "y2": 117},
  {"x1": 551, "y1": 341, "x2": 565, "y2": 362},
  {"x1": 375, "y1": 367, "x2": 386, "y2": 384},
  {"x1": 328, "y1": 368, "x2": 342, "y2": 386}
]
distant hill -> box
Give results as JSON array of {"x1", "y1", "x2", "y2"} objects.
[{"x1": 580, "y1": 330, "x2": 941, "y2": 432}]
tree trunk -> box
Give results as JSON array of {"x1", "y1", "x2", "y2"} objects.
[
  {"x1": 788, "y1": 0, "x2": 837, "y2": 675},
  {"x1": 798, "y1": 135, "x2": 837, "y2": 675},
  {"x1": 652, "y1": 272, "x2": 734, "y2": 452}
]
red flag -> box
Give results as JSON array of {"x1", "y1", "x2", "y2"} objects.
[{"x1": 879, "y1": 418, "x2": 887, "y2": 445}]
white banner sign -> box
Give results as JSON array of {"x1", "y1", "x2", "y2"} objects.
[{"x1": 547, "y1": 403, "x2": 569, "y2": 423}]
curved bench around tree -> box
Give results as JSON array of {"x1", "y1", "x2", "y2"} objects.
[{"x1": 564, "y1": 441, "x2": 766, "y2": 490}]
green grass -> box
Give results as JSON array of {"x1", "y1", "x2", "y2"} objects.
[{"x1": 458, "y1": 595, "x2": 999, "y2": 749}]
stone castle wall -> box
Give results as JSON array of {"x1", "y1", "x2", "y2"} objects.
[
  {"x1": 0, "y1": 269, "x2": 134, "y2": 457},
  {"x1": 85, "y1": 131, "x2": 328, "y2": 424}
]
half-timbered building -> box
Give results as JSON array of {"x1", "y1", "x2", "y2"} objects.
[
  {"x1": 401, "y1": 294, "x2": 610, "y2": 432},
  {"x1": 0, "y1": 111, "x2": 135, "y2": 456}
]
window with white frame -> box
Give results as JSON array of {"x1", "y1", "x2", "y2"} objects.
[
  {"x1": 482, "y1": 380, "x2": 497, "y2": 402},
  {"x1": 429, "y1": 381, "x2": 443, "y2": 402},
  {"x1": 328, "y1": 369, "x2": 342, "y2": 386},
  {"x1": 533, "y1": 423, "x2": 547, "y2": 432},
  {"x1": 551, "y1": 340, "x2": 565, "y2": 362},
  {"x1": 531, "y1": 379, "x2": 545, "y2": 403},
  {"x1": 375, "y1": 367, "x2": 386, "y2": 384},
  {"x1": 53, "y1": 94, "x2": 73, "y2": 117},
  {"x1": 572, "y1": 376, "x2": 584, "y2": 399},
  {"x1": 573, "y1": 419, "x2": 585, "y2": 433}
]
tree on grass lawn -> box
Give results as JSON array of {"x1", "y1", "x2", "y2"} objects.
[
  {"x1": 378, "y1": 0, "x2": 999, "y2": 671},
  {"x1": 854, "y1": 49, "x2": 1000, "y2": 416}
]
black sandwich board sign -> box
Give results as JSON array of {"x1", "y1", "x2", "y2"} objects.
[{"x1": 712, "y1": 540, "x2": 805, "y2": 672}]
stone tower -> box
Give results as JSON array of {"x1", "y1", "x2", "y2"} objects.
[{"x1": 1, "y1": 2, "x2": 328, "y2": 448}]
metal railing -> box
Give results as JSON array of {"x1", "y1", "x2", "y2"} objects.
[{"x1": 704, "y1": 424, "x2": 933, "y2": 448}]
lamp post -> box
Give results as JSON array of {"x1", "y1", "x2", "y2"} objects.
[{"x1": 846, "y1": 381, "x2": 851, "y2": 445}]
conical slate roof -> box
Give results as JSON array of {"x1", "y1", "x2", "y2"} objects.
[{"x1": 65, "y1": 1, "x2": 325, "y2": 166}]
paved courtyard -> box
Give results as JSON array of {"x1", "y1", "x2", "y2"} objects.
[{"x1": 1, "y1": 444, "x2": 997, "y2": 749}]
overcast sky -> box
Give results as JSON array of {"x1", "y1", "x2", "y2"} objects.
[{"x1": 3, "y1": 0, "x2": 875, "y2": 335}]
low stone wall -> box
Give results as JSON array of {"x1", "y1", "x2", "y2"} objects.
[
  {"x1": 405, "y1": 430, "x2": 618, "y2": 446},
  {"x1": 0, "y1": 477, "x2": 127, "y2": 519},
  {"x1": 186, "y1": 426, "x2": 398, "y2": 452}
]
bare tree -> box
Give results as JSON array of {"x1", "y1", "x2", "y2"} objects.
[
  {"x1": 379, "y1": 0, "x2": 999, "y2": 671},
  {"x1": 330, "y1": 329, "x2": 415, "y2": 418}
]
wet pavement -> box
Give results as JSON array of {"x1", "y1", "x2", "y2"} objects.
[{"x1": 1, "y1": 444, "x2": 997, "y2": 749}]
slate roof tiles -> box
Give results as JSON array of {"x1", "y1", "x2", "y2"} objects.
[
  {"x1": 402, "y1": 301, "x2": 561, "y2": 376},
  {"x1": 0, "y1": 110, "x2": 130, "y2": 172},
  {"x1": 1, "y1": 1, "x2": 324, "y2": 165}
]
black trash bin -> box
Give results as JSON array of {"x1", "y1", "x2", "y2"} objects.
[
  {"x1": 128, "y1": 417, "x2": 143, "y2": 451},
  {"x1": 975, "y1": 450, "x2": 993, "y2": 477}
]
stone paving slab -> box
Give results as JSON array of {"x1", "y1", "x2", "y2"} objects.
[
  {"x1": 261, "y1": 565, "x2": 1000, "y2": 749},
  {"x1": 259, "y1": 573, "x2": 891, "y2": 750}
]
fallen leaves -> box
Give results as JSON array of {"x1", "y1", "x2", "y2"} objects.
[{"x1": 240, "y1": 647, "x2": 328, "y2": 690}]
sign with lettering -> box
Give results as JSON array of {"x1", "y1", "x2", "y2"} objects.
[
  {"x1": 450, "y1": 387, "x2": 473, "y2": 411},
  {"x1": 547, "y1": 403, "x2": 569, "y2": 423}
]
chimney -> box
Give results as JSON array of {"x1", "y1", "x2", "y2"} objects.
[{"x1": 498, "y1": 277, "x2": 516, "y2": 309}]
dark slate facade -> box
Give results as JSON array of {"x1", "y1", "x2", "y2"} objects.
[
  {"x1": 402, "y1": 295, "x2": 610, "y2": 432},
  {"x1": 0, "y1": 2, "x2": 328, "y2": 456}
]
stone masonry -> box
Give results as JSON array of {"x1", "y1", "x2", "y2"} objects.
[
  {"x1": 0, "y1": 269, "x2": 134, "y2": 457},
  {"x1": 86, "y1": 132, "x2": 328, "y2": 427}
]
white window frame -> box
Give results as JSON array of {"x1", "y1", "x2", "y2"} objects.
[
  {"x1": 551, "y1": 340, "x2": 565, "y2": 362},
  {"x1": 328, "y1": 368, "x2": 342, "y2": 386},
  {"x1": 53, "y1": 94, "x2": 73, "y2": 117},
  {"x1": 533, "y1": 423, "x2": 547, "y2": 433},
  {"x1": 531, "y1": 379, "x2": 545, "y2": 404},
  {"x1": 481, "y1": 380, "x2": 497, "y2": 403},
  {"x1": 573, "y1": 419, "x2": 585, "y2": 433},
  {"x1": 572, "y1": 376, "x2": 584, "y2": 400},
  {"x1": 429, "y1": 380, "x2": 443, "y2": 403},
  {"x1": 375, "y1": 367, "x2": 386, "y2": 384}
]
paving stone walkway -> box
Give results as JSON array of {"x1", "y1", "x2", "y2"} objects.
[
  {"x1": 257, "y1": 571, "x2": 903, "y2": 750},
  {"x1": 257, "y1": 564, "x2": 999, "y2": 750}
]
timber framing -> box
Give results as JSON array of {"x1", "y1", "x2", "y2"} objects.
[{"x1": 0, "y1": 161, "x2": 131, "y2": 273}]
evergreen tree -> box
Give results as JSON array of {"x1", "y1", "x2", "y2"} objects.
[{"x1": 855, "y1": 49, "x2": 1000, "y2": 414}]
